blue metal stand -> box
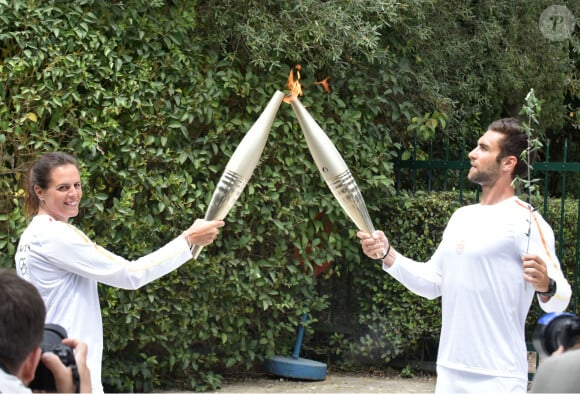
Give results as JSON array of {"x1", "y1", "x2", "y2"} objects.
[{"x1": 263, "y1": 313, "x2": 327, "y2": 381}]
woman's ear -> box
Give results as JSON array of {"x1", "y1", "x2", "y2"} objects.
[{"x1": 33, "y1": 185, "x2": 44, "y2": 201}]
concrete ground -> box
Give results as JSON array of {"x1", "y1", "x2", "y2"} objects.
[
  {"x1": 207, "y1": 370, "x2": 437, "y2": 393},
  {"x1": 206, "y1": 351, "x2": 539, "y2": 393}
]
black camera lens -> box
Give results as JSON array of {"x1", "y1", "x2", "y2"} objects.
[
  {"x1": 29, "y1": 324, "x2": 77, "y2": 392},
  {"x1": 533, "y1": 312, "x2": 580, "y2": 357},
  {"x1": 40, "y1": 324, "x2": 67, "y2": 350}
]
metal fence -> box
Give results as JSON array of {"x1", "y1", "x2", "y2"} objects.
[{"x1": 394, "y1": 138, "x2": 580, "y2": 313}]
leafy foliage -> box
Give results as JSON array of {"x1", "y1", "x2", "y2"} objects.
[
  {"x1": 0, "y1": 0, "x2": 578, "y2": 391},
  {"x1": 517, "y1": 89, "x2": 544, "y2": 198}
]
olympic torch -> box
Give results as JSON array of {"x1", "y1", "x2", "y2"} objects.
[
  {"x1": 289, "y1": 97, "x2": 384, "y2": 257},
  {"x1": 191, "y1": 90, "x2": 285, "y2": 259}
]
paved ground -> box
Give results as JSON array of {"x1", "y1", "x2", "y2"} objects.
[
  {"x1": 207, "y1": 370, "x2": 437, "y2": 393},
  {"x1": 205, "y1": 352, "x2": 539, "y2": 393}
]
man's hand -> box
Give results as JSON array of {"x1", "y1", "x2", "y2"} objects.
[
  {"x1": 41, "y1": 338, "x2": 91, "y2": 393},
  {"x1": 357, "y1": 230, "x2": 393, "y2": 265},
  {"x1": 522, "y1": 253, "x2": 551, "y2": 296}
]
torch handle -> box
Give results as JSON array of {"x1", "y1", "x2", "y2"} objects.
[
  {"x1": 190, "y1": 245, "x2": 204, "y2": 260},
  {"x1": 190, "y1": 170, "x2": 248, "y2": 260},
  {"x1": 362, "y1": 222, "x2": 386, "y2": 260},
  {"x1": 190, "y1": 207, "x2": 216, "y2": 259}
]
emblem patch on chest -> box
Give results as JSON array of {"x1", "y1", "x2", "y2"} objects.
[{"x1": 456, "y1": 240, "x2": 465, "y2": 254}]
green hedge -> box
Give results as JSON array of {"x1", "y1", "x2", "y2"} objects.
[
  {"x1": 0, "y1": 2, "x2": 394, "y2": 391},
  {"x1": 1, "y1": 0, "x2": 577, "y2": 391}
]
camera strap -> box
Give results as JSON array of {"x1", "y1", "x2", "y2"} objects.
[{"x1": 71, "y1": 364, "x2": 80, "y2": 393}]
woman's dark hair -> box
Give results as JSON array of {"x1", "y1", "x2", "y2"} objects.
[
  {"x1": 24, "y1": 152, "x2": 78, "y2": 218},
  {"x1": 487, "y1": 117, "x2": 535, "y2": 179}
]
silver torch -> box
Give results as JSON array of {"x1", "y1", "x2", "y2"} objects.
[
  {"x1": 289, "y1": 97, "x2": 384, "y2": 258},
  {"x1": 191, "y1": 90, "x2": 285, "y2": 259}
]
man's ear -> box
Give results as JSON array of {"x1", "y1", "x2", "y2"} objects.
[
  {"x1": 502, "y1": 155, "x2": 518, "y2": 174},
  {"x1": 16, "y1": 347, "x2": 41, "y2": 386}
]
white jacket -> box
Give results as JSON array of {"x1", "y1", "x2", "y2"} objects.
[{"x1": 16, "y1": 215, "x2": 193, "y2": 393}]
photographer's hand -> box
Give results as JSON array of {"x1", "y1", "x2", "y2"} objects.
[{"x1": 41, "y1": 338, "x2": 91, "y2": 393}]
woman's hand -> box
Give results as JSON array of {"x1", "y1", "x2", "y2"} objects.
[{"x1": 183, "y1": 219, "x2": 225, "y2": 247}]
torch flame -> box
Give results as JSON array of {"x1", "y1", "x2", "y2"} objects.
[
  {"x1": 284, "y1": 65, "x2": 331, "y2": 102},
  {"x1": 284, "y1": 64, "x2": 303, "y2": 103},
  {"x1": 313, "y1": 77, "x2": 330, "y2": 94}
]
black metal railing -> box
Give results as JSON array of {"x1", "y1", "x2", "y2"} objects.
[{"x1": 395, "y1": 138, "x2": 579, "y2": 312}]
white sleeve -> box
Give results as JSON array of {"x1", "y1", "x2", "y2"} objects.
[
  {"x1": 383, "y1": 251, "x2": 443, "y2": 300},
  {"x1": 526, "y1": 211, "x2": 571, "y2": 312},
  {"x1": 38, "y1": 221, "x2": 193, "y2": 290},
  {"x1": 380, "y1": 210, "x2": 461, "y2": 301}
]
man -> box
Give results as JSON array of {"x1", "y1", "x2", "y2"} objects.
[
  {"x1": 0, "y1": 269, "x2": 92, "y2": 393},
  {"x1": 358, "y1": 118, "x2": 571, "y2": 393}
]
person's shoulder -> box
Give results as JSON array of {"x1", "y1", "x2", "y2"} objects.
[
  {"x1": 0, "y1": 368, "x2": 32, "y2": 393},
  {"x1": 535, "y1": 348, "x2": 580, "y2": 372},
  {"x1": 511, "y1": 196, "x2": 535, "y2": 211},
  {"x1": 32, "y1": 215, "x2": 79, "y2": 228},
  {"x1": 532, "y1": 349, "x2": 580, "y2": 392},
  {"x1": 29, "y1": 215, "x2": 68, "y2": 226},
  {"x1": 554, "y1": 347, "x2": 580, "y2": 362},
  {"x1": 510, "y1": 197, "x2": 554, "y2": 227},
  {"x1": 452, "y1": 203, "x2": 479, "y2": 215},
  {"x1": 27, "y1": 216, "x2": 86, "y2": 241}
]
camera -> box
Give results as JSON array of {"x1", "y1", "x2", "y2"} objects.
[
  {"x1": 532, "y1": 312, "x2": 580, "y2": 357},
  {"x1": 29, "y1": 324, "x2": 77, "y2": 392}
]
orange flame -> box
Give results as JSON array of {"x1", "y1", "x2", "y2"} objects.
[
  {"x1": 313, "y1": 77, "x2": 330, "y2": 94},
  {"x1": 284, "y1": 65, "x2": 331, "y2": 102},
  {"x1": 284, "y1": 64, "x2": 303, "y2": 103}
]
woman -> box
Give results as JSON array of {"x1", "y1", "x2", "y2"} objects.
[{"x1": 15, "y1": 152, "x2": 225, "y2": 393}]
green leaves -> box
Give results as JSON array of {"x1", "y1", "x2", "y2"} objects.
[
  {"x1": 516, "y1": 89, "x2": 544, "y2": 197},
  {"x1": 407, "y1": 111, "x2": 448, "y2": 141},
  {"x1": 1, "y1": 0, "x2": 577, "y2": 390}
]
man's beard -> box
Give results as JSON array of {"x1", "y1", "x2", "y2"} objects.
[{"x1": 467, "y1": 165, "x2": 499, "y2": 185}]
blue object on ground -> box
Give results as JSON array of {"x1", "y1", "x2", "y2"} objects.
[{"x1": 263, "y1": 313, "x2": 327, "y2": 381}]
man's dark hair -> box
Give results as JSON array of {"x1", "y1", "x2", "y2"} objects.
[
  {"x1": 0, "y1": 270, "x2": 45, "y2": 373},
  {"x1": 487, "y1": 117, "x2": 535, "y2": 179}
]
